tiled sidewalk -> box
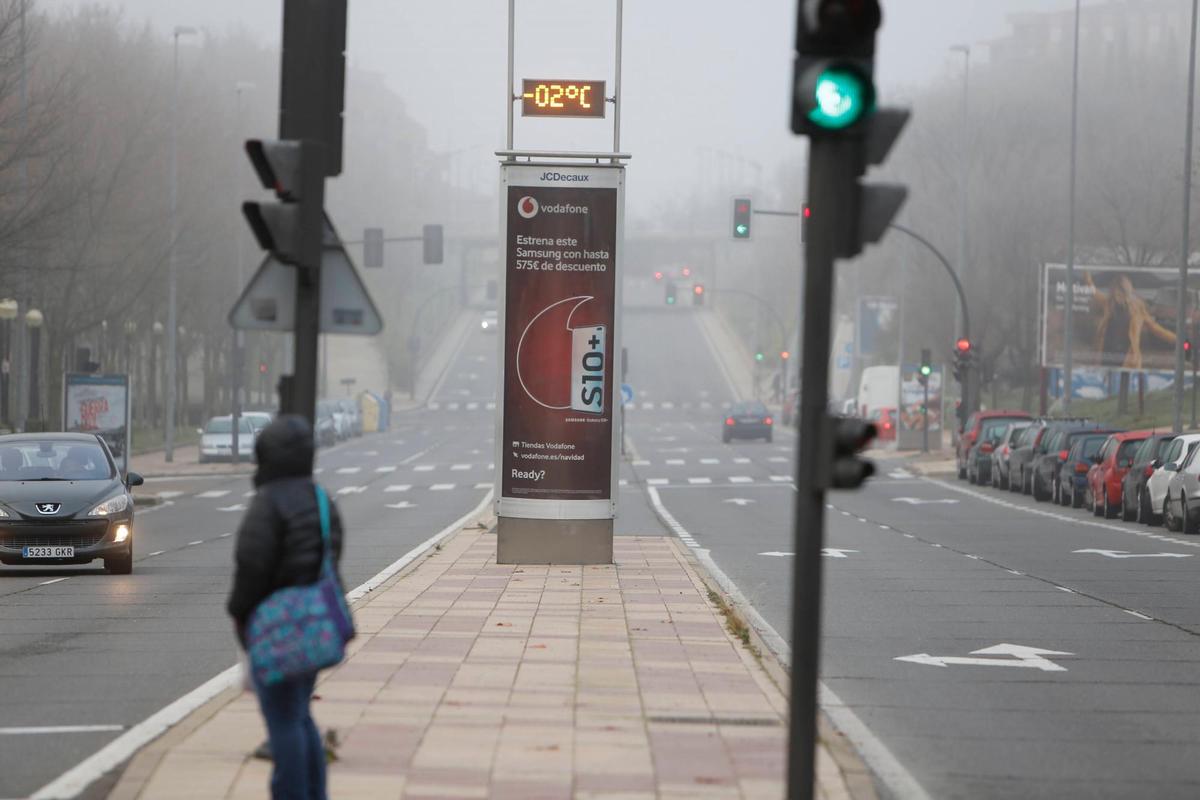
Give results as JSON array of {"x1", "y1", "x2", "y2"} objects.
[{"x1": 113, "y1": 532, "x2": 856, "y2": 799}]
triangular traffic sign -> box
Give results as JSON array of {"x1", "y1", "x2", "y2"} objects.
[{"x1": 229, "y1": 213, "x2": 383, "y2": 335}]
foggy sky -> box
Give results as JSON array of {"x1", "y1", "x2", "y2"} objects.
[{"x1": 37, "y1": 0, "x2": 1069, "y2": 223}]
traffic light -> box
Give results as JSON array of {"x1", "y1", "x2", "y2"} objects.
[
  {"x1": 919, "y1": 347, "x2": 932, "y2": 386},
  {"x1": 781, "y1": 350, "x2": 791, "y2": 361},
  {"x1": 363, "y1": 227, "x2": 384, "y2": 268},
  {"x1": 654, "y1": 271, "x2": 664, "y2": 281},
  {"x1": 693, "y1": 284, "x2": 705, "y2": 306},
  {"x1": 829, "y1": 416, "x2": 876, "y2": 489},
  {"x1": 422, "y1": 224, "x2": 443, "y2": 265},
  {"x1": 953, "y1": 337, "x2": 972, "y2": 383},
  {"x1": 259, "y1": 362, "x2": 268, "y2": 375},
  {"x1": 665, "y1": 281, "x2": 677, "y2": 305},
  {"x1": 792, "y1": 0, "x2": 908, "y2": 259},
  {"x1": 755, "y1": 351, "x2": 765, "y2": 363},
  {"x1": 801, "y1": 203, "x2": 811, "y2": 243},
  {"x1": 682, "y1": 267, "x2": 692, "y2": 277},
  {"x1": 243, "y1": 139, "x2": 318, "y2": 266},
  {"x1": 1185, "y1": 339, "x2": 1193, "y2": 358},
  {"x1": 733, "y1": 198, "x2": 752, "y2": 239}
]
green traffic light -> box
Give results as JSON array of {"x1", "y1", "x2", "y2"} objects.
[
  {"x1": 808, "y1": 67, "x2": 871, "y2": 130},
  {"x1": 920, "y1": 365, "x2": 932, "y2": 377},
  {"x1": 735, "y1": 224, "x2": 749, "y2": 237},
  {"x1": 755, "y1": 352, "x2": 765, "y2": 362},
  {"x1": 667, "y1": 297, "x2": 675, "y2": 305}
]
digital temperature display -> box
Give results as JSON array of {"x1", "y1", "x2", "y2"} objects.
[{"x1": 521, "y1": 80, "x2": 606, "y2": 118}]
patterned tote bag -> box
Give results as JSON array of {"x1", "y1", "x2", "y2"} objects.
[{"x1": 246, "y1": 485, "x2": 355, "y2": 687}]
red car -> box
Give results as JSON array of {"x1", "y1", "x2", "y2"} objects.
[
  {"x1": 868, "y1": 407, "x2": 897, "y2": 441},
  {"x1": 957, "y1": 409, "x2": 1032, "y2": 479},
  {"x1": 1086, "y1": 430, "x2": 1152, "y2": 518}
]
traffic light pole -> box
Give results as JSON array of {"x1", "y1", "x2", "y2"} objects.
[
  {"x1": 292, "y1": 146, "x2": 326, "y2": 424},
  {"x1": 923, "y1": 380, "x2": 930, "y2": 453},
  {"x1": 789, "y1": 136, "x2": 860, "y2": 800}
]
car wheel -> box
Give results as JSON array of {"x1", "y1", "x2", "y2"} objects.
[
  {"x1": 105, "y1": 549, "x2": 133, "y2": 575},
  {"x1": 999, "y1": 470, "x2": 1009, "y2": 491},
  {"x1": 1103, "y1": 488, "x2": 1116, "y2": 519},
  {"x1": 1032, "y1": 474, "x2": 1046, "y2": 502},
  {"x1": 1165, "y1": 497, "x2": 1178, "y2": 532},
  {"x1": 1092, "y1": 487, "x2": 1103, "y2": 516},
  {"x1": 1185, "y1": 496, "x2": 1199, "y2": 535},
  {"x1": 1023, "y1": 470, "x2": 1032, "y2": 495},
  {"x1": 722, "y1": 432, "x2": 731, "y2": 444},
  {"x1": 765, "y1": 431, "x2": 773, "y2": 443},
  {"x1": 1121, "y1": 490, "x2": 1136, "y2": 522},
  {"x1": 1071, "y1": 483, "x2": 1082, "y2": 509},
  {"x1": 958, "y1": 462, "x2": 967, "y2": 480},
  {"x1": 1140, "y1": 488, "x2": 1159, "y2": 526}
]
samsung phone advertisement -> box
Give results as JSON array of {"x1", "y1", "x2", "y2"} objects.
[{"x1": 497, "y1": 165, "x2": 623, "y2": 519}]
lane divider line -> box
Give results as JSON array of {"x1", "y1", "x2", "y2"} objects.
[{"x1": 30, "y1": 489, "x2": 495, "y2": 800}]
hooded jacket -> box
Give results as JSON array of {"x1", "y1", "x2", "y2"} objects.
[{"x1": 226, "y1": 415, "x2": 344, "y2": 630}]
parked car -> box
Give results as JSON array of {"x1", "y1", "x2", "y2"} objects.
[
  {"x1": 337, "y1": 399, "x2": 363, "y2": 437},
  {"x1": 241, "y1": 411, "x2": 274, "y2": 434},
  {"x1": 198, "y1": 416, "x2": 255, "y2": 463},
  {"x1": 722, "y1": 400, "x2": 773, "y2": 443},
  {"x1": 1164, "y1": 442, "x2": 1200, "y2": 532},
  {"x1": 320, "y1": 400, "x2": 351, "y2": 441},
  {"x1": 315, "y1": 404, "x2": 338, "y2": 448},
  {"x1": 1028, "y1": 420, "x2": 1102, "y2": 500},
  {"x1": 990, "y1": 421, "x2": 1033, "y2": 490},
  {"x1": 967, "y1": 415, "x2": 1024, "y2": 485},
  {"x1": 1007, "y1": 421, "x2": 1049, "y2": 494},
  {"x1": 1146, "y1": 434, "x2": 1200, "y2": 526},
  {"x1": 1119, "y1": 433, "x2": 1176, "y2": 522},
  {"x1": 1085, "y1": 430, "x2": 1152, "y2": 518},
  {"x1": 1056, "y1": 432, "x2": 1115, "y2": 508},
  {"x1": 957, "y1": 410, "x2": 1032, "y2": 480},
  {"x1": 867, "y1": 407, "x2": 897, "y2": 442},
  {"x1": 0, "y1": 433, "x2": 142, "y2": 574}
]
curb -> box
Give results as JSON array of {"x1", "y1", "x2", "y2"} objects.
[{"x1": 56, "y1": 495, "x2": 497, "y2": 800}]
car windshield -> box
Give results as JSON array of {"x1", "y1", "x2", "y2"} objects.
[
  {"x1": 980, "y1": 419, "x2": 1012, "y2": 442},
  {"x1": 205, "y1": 418, "x2": 252, "y2": 434},
  {"x1": 1074, "y1": 436, "x2": 1108, "y2": 460},
  {"x1": 0, "y1": 441, "x2": 113, "y2": 481},
  {"x1": 731, "y1": 402, "x2": 767, "y2": 416}
]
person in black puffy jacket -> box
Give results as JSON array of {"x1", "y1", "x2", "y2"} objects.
[{"x1": 227, "y1": 414, "x2": 344, "y2": 800}]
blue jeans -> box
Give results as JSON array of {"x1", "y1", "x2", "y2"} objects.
[{"x1": 253, "y1": 672, "x2": 327, "y2": 800}]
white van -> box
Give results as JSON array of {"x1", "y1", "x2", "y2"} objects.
[{"x1": 856, "y1": 365, "x2": 899, "y2": 418}]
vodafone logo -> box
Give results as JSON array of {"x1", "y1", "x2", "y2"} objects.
[{"x1": 517, "y1": 196, "x2": 539, "y2": 219}]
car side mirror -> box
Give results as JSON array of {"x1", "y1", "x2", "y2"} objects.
[
  {"x1": 125, "y1": 471, "x2": 144, "y2": 488},
  {"x1": 1151, "y1": 458, "x2": 1163, "y2": 469},
  {"x1": 1167, "y1": 463, "x2": 1180, "y2": 472}
]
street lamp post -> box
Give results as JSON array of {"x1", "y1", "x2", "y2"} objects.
[
  {"x1": 1175, "y1": 0, "x2": 1200, "y2": 433},
  {"x1": 1063, "y1": 0, "x2": 1082, "y2": 414},
  {"x1": 950, "y1": 44, "x2": 971, "y2": 413},
  {"x1": 0, "y1": 298, "x2": 16, "y2": 427},
  {"x1": 25, "y1": 308, "x2": 42, "y2": 427},
  {"x1": 231, "y1": 80, "x2": 254, "y2": 465},
  {"x1": 166, "y1": 24, "x2": 197, "y2": 462},
  {"x1": 151, "y1": 320, "x2": 163, "y2": 426}
]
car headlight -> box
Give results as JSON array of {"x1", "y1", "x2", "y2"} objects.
[{"x1": 89, "y1": 493, "x2": 130, "y2": 517}]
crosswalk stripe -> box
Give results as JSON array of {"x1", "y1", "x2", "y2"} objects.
[
  {"x1": 688, "y1": 477, "x2": 712, "y2": 485},
  {"x1": 414, "y1": 465, "x2": 435, "y2": 472},
  {"x1": 375, "y1": 466, "x2": 397, "y2": 473},
  {"x1": 769, "y1": 475, "x2": 791, "y2": 482},
  {"x1": 666, "y1": 459, "x2": 685, "y2": 466},
  {"x1": 156, "y1": 491, "x2": 183, "y2": 500},
  {"x1": 196, "y1": 490, "x2": 230, "y2": 499},
  {"x1": 768, "y1": 457, "x2": 788, "y2": 464},
  {"x1": 336, "y1": 486, "x2": 367, "y2": 495},
  {"x1": 447, "y1": 403, "x2": 460, "y2": 411},
  {"x1": 647, "y1": 478, "x2": 669, "y2": 486},
  {"x1": 336, "y1": 467, "x2": 361, "y2": 474},
  {"x1": 474, "y1": 482, "x2": 492, "y2": 489},
  {"x1": 384, "y1": 485, "x2": 412, "y2": 493},
  {"x1": 450, "y1": 464, "x2": 471, "y2": 471},
  {"x1": 486, "y1": 402, "x2": 496, "y2": 410},
  {"x1": 729, "y1": 476, "x2": 752, "y2": 483},
  {"x1": 430, "y1": 483, "x2": 455, "y2": 491},
  {"x1": 632, "y1": 459, "x2": 651, "y2": 466},
  {"x1": 700, "y1": 458, "x2": 719, "y2": 465},
  {"x1": 428, "y1": 402, "x2": 441, "y2": 410},
  {"x1": 467, "y1": 402, "x2": 479, "y2": 410},
  {"x1": 733, "y1": 458, "x2": 751, "y2": 464},
  {"x1": 642, "y1": 402, "x2": 655, "y2": 410}
]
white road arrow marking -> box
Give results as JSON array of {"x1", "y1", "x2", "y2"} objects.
[
  {"x1": 386, "y1": 501, "x2": 417, "y2": 509},
  {"x1": 724, "y1": 498, "x2": 756, "y2": 506},
  {"x1": 888, "y1": 469, "x2": 915, "y2": 479},
  {"x1": 892, "y1": 497, "x2": 960, "y2": 505},
  {"x1": 822, "y1": 548, "x2": 859, "y2": 558},
  {"x1": 895, "y1": 643, "x2": 1074, "y2": 672},
  {"x1": 217, "y1": 504, "x2": 246, "y2": 512},
  {"x1": 1072, "y1": 549, "x2": 1193, "y2": 559},
  {"x1": 759, "y1": 551, "x2": 794, "y2": 557}
]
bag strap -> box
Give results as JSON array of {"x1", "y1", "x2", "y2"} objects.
[{"x1": 314, "y1": 484, "x2": 334, "y2": 574}]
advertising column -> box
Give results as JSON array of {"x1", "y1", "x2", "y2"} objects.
[{"x1": 495, "y1": 164, "x2": 623, "y2": 564}]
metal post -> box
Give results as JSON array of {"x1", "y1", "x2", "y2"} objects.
[
  {"x1": 1175, "y1": 0, "x2": 1199, "y2": 433},
  {"x1": 922, "y1": 379, "x2": 930, "y2": 454},
  {"x1": 950, "y1": 45, "x2": 970, "y2": 412},
  {"x1": 788, "y1": 136, "x2": 858, "y2": 800},
  {"x1": 612, "y1": 0, "x2": 623, "y2": 155},
  {"x1": 167, "y1": 27, "x2": 195, "y2": 461},
  {"x1": 293, "y1": 142, "x2": 325, "y2": 425},
  {"x1": 13, "y1": 0, "x2": 27, "y2": 430},
  {"x1": 231, "y1": 82, "x2": 253, "y2": 463},
  {"x1": 506, "y1": 0, "x2": 515, "y2": 150},
  {"x1": 1192, "y1": 352, "x2": 1198, "y2": 428},
  {"x1": 1064, "y1": 0, "x2": 1081, "y2": 414}
]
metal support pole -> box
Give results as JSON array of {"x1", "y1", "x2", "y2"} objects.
[
  {"x1": 506, "y1": 0, "x2": 515, "y2": 150},
  {"x1": 1175, "y1": 0, "x2": 1199, "y2": 433},
  {"x1": 292, "y1": 143, "x2": 326, "y2": 425},
  {"x1": 166, "y1": 27, "x2": 194, "y2": 461},
  {"x1": 788, "y1": 136, "x2": 859, "y2": 800},
  {"x1": 231, "y1": 82, "x2": 252, "y2": 463},
  {"x1": 922, "y1": 379, "x2": 930, "y2": 453},
  {"x1": 612, "y1": 0, "x2": 623, "y2": 155},
  {"x1": 951, "y1": 45, "x2": 969, "y2": 394},
  {"x1": 1064, "y1": 0, "x2": 1081, "y2": 414}
]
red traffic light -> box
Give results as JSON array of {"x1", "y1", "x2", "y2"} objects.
[
  {"x1": 694, "y1": 284, "x2": 705, "y2": 296},
  {"x1": 654, "y1": 271, "x2": 663, "y2": 281},
  {"x1": 736, "y1": 201, "x2": 750, "y2": 214},
  {"x1": 1186, "y1": 340, "x2": 1193, "y2": 354},
  {"x1": 803, "y1": 204, "x2": 812, "y2": 219},
  {"x1": 780, "y1": 350, "x2": 791, "y2": 360},
  {"x1": 955, "y1": 338, "x2": 972, "y2": 354},
  {"x1": 259, "y1": 362, "x2": 268, "y2": 374},
  {"x1": 682, "y1": 267, "x2": 692, "y2": 277}
]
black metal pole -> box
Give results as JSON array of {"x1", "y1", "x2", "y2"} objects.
[
  {"x1": 291, "y1": 149, "x2": 325, "y2": 426},
  {"x1": 923, "y1": 379, "x2": 930, "y2": 453},
  {"x1": 788, "y1": 136, "x2": 859, "y2": 800}
]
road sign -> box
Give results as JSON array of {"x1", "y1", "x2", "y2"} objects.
[
  {"x1": 895, "y1": 643, "x2": 1074, "y2": 672},
  {"x1": 229, "y1": 213, "x2": 382, "y2": 335},
  {"x1": 621, "y1": 383, "x2": 634, "y2": 407}
]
